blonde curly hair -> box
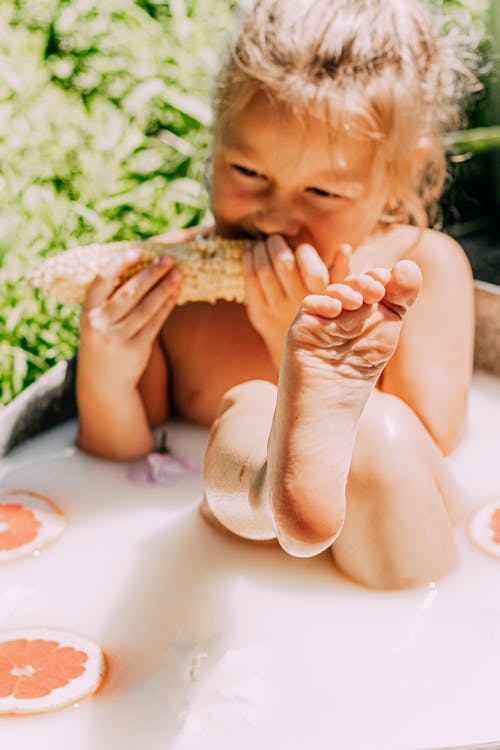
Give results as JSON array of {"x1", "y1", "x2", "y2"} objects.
[{"x1": 213, "y1": 0, "x2": 480, "y2": 227}]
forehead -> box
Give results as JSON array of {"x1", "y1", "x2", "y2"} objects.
[{"x1": 217, "y1": 91, "x2": 380, "y2": 183}]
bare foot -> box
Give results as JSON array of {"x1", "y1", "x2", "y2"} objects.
[{"x1": 268, "y1": 260, "x2": 422, "y2": 557}]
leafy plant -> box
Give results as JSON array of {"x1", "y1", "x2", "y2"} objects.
[
  {"x1": 0, "y1": 0, "x2": 497, "y2": 406},
  {"x1": 0, "y1": 0, "x2": 235, "y2": 405},
  {"x1": 439, "y1": 0, "x2": 500, "y2": 233}
]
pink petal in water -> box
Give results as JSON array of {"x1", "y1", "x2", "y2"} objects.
[{"x1": 127, "y1": 452, "x2": 199, "y2": 485}]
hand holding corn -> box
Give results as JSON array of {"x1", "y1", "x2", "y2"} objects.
[
  {"x1": 27, "y1": 233, "x2": 246, "y2": 305},
  {"x1": 75, "y1": 248, "x2": 183, "y2": 457}
]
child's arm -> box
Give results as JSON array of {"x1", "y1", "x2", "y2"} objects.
[
  {"x1": 137, "y1": 337, "x2": 169, "y2": 426},
  {"x1": 76, "y1": 251, "x2": 181, "y2": 460},
  {"x1": 380, "y1": 231, "x2": 474, "y2": 455}
]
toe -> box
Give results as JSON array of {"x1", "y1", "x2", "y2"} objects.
[
  {"x1": 302, "y1": 294, "x2": 343, "y2": 319},
  {"x1": 343, "y1": 273, "x2": 387, "y2": 304},
  {"x1": 324, "y1": 283, "x2": 364, "y2": 310},
  {"x1": 383, "y1": 260, "x2": 422, "y2": 315},
  {"x1": 366, "y1": 267, "x2": 391, "y2": 286}
]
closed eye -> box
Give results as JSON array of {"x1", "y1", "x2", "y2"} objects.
[
  {"x1": 306, "y1": 186, "x2": 343, "y2": 199},
  {"x1": 231, "y1": 164, "x2": 266, "y2": 179}
]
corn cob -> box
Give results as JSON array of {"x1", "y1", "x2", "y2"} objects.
[{"x1": 27, "y1": 234, "x2": 247, "y2": 305}]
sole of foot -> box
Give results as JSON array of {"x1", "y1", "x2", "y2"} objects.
[{"x1": 268, "y1": 260, "x2": 422, "y2": 557}]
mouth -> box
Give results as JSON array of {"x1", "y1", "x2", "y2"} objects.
[
  {"x1": 216, "y1": 226, "x2": 264, "y2": 241},
  {"x1": 212, "y1": 221, "x2": 308, "y2": 250},
  {"x1": 217, "y1": 228, "x2": 306, "y2": 250}
]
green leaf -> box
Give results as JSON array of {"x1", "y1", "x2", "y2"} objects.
[{"x1": 446, "y1": 126, "x2": 500, "y2": 155}]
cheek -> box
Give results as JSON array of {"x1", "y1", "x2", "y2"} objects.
[
  {"x1": 309, "y1": 199, "x2": 384, "y2": 252},
  {"x1": 210, "y1": 173, "x2": 255, "y2": 221},
  {"x1": 347, "y1": 192, "x2": 388, "y2": 235},
  {"x1": 311, "y1": 208, "x2": 363, "y2": 241}
]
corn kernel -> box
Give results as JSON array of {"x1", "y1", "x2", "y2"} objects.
[{"x1": 27, "y1": 234, "x2": 247, "y2": 305}]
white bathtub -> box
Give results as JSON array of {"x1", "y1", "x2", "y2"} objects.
[
  {"x1": 0, "y1": 368, "x2": 499, "y2": 750},
  {"x1": 1, "y1": 282, "x2": 500, "y2": 750}
]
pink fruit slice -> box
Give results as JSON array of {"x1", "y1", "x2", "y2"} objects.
[
  {"x1": 0, "y1": 490, "x2": 66, "y2": 562},
  {"x1": 469, "y1": 498, "x2": 500, "y2": 559},
  {"x1": 0, "y1": 629, "x2": 107, "y2": 714},
  {"x1": 489, "y1": 508, "x2": 500, "y2": 544}
]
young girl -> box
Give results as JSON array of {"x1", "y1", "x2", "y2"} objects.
[{"x1": 76, "y1": 0, "x2": 476, "y2": 589}]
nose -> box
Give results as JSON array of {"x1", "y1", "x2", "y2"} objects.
[{"x1": 253, "y1": 198, "x2": 301, "y2": 239}]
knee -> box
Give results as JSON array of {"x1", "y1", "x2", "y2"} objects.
[
  {"x1": 361, "y1": 389, "x2": 420, "y2": 438},
  {"x1": 353, "y1": 391, "x2": 427, "y2": 479},
  {"x1": 215, "y1": 380, "x2": 277, "y2": 419},
  {"x1": 339, "y1": 391, "x2": 458, "y2": 589}
]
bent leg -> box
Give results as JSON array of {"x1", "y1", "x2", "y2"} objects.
[
  {"x1": 267, "y1": 262, "x2": 422, "y2": 555},
  {"x1": 203, "y1": 382, "x2": 461, "y2": 587},
  {"x1": 203, "y1": 262, "x2": 461, "y2": 589},
  {"x1": 332, "y1": 389, "x2": 461, "y2": 590},
  {"x1": 203, "y1": 380, "x2": 277, "y2": 540},
  {"x1": 205, "y1": 263, "x2": 420, "y2": 553}
]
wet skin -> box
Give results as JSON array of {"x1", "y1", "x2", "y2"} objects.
[{"x1": 77, "y1": 93, "x2": 474, "y2": 587}]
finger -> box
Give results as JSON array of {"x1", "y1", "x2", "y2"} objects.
[
  {"x1": 242, "y1": 243, "x2": 267, "y2": 306},
  {"x1": 341, "y1": 272, "x2": 387, "y2": 304},
  {"x1": 295, "y1": 243, "x2": 330, "y2": 293},
  {"x1": 266, "y1": 235, "x2": 303, "y2": 298},
  {"x1": 324, "y1": 282, "x2": 364, "y2": 310},
  {"x1": 328, "y1": 244, "x2": 352, "y2": 284},
  {"x1": 115, "y1": 269, "x2": 181, "y2": 338},
  {"x1": 252, "y1": 240, "x2": 286, "y2": 303},
  {"x1": 133, "y1": 289, "x2": 179, "y2": 347},
  {"x1": 106, "y1": 255, "x2": 178, "y2": 323},
  {"x1": 153, "y1": 224, "x2": 212, "y2": 244},
  {"x1": 84, "y1": 248, "x2": 143, "y2": 309}
]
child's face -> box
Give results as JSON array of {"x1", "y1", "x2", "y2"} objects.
[{"x1": 210, "y1": 92, "x2": 391, "y2": 266}]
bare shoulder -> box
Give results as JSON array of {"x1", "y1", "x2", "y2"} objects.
[
  {"x1": 380, "y1": 226, "x2": 475, "y2": 454},
  {"x1": 387, "y1": 226, "x2": 474, "y2": 333},
  {"x1": 395, "y1": 225, "x2": 472, "y2": 284},
  {"x1": 358, "y1": 224, "x2": 471, "y2": 285}
]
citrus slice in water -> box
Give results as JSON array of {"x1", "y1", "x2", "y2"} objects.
[
  {"x1": 469, "y1": 498, "x2": 500, "y2": 559},
  {"x1": 0, "y1": 490, "x2": 66, "y2": 562},
  {"x1": 0, "y1": 629, "x2": 107, "y2": 714}
]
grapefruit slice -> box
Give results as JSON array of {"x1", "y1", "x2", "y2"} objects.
[
  {"x1": 0, "y1": 628, "x2": 107, "y2": 714},
  {"x1": 469, "y1": 498, "x2": 500, "y2": 559},
  {"x1": 0, "y1": 490, "x2": 66, "y2": 562}
]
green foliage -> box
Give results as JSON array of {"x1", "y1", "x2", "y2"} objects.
[
  {"x1": 438, "y1": 0, "x2": 500, "y2": 233},
  {"x1": 0, "y1": 0, "x2": 235, "y2": 405},
  {"x1": 0, "y1": 0, "x2": 496, "y2": 405}
]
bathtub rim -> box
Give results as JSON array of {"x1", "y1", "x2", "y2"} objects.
[{"x1": 1, "y1": 280, "x2": 499, "y2": 456}]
